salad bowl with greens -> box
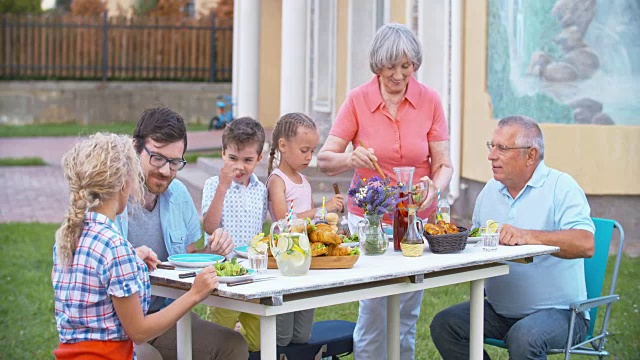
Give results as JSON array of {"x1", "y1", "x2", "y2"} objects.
[{"x1": 214, "y1": 258, "x2": 256, "y2": 283}]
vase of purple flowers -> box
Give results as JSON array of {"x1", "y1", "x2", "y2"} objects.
[
  {"x1": 358, "y1": 213, "x2": 386, "y2": 255},
  {"x1": 348, "y1": 176, "x2": 400, "y2": 255}
]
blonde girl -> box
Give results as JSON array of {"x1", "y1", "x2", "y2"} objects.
[
  {"x1": 52, "y1": 132, "x2": 218, "y2": 360},
  {"x1": 266, "y1": 113, "x2": 343, "y2": 347}
]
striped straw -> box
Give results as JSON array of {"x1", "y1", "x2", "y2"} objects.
[
  {"x1": 287, "y1": 200, "x2": 294, "y2": 232},
  {"x1": 436, "y1": 188, "x2": 442, "y2": 221},
  {"x1": 321, "y1": 196, "x2": 326, "y2": 220}
]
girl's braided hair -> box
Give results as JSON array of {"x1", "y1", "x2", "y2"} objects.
[
  {"x1": 267, "y1": 112, "x2": 317, "y2": 175},
  {"x1": 55, "y1": 132, "x2": 144, "y2": 267}
]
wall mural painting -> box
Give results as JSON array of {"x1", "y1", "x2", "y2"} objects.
[{"x1": 487, "y1": 0, "x2": 640, "y2": 126}]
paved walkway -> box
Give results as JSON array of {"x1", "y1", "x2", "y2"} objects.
[
  {"x1": 1, "y1": 131, "x2": 637, "y2": 256},
  {"x1": 0, "y1": 130, "x2": 228, "y2": 223},
  {"x1": 0, "y1": 130, "x2": 230, "y2": 165}
]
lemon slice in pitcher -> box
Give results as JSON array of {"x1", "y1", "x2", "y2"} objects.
[
  {"x1": 277, "y1": 236, "x2": 292, "y2": 254},
  {"x1": 486, "y1": 220, "x2": 499, "y2": 234},
  {"x1": 297, "y1": 234, "x2": 310, "y2": 250},
  {"x1": 286, "y1": 251, "x2": 306, "y2": 267},
  {"x1": 291, "y1": 243, "x2": 305, "y2": 255}
]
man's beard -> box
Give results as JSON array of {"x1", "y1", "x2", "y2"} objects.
[{"x1": 145, "y1": 171, "x2": 174, "y2": 194}]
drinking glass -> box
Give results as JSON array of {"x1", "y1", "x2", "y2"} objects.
[
  {"x1": 248, "y1": 243, "x2": 268, "y2": 274},
  {"x1": 482, "y1": 225, "x2": 501, "y2": 252}
]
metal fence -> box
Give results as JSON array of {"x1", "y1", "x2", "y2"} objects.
[{"x1": 0, "y1": 12, "x2": 232, "y2": 82}]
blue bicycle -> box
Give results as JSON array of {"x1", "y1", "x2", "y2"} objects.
[{"x1": 208, "y1": 95, "x2": 235, "y2": 130}]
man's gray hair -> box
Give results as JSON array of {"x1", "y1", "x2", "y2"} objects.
[
  {"x1": 369, "y1": 23, "x2": 422, "y2": 74},
  {"x1": 498, "y1": 115, "x2": 545, "y2": 160}
]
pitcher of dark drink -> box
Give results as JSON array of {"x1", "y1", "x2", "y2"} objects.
[{"x1": 392, "y1": 167, "x2": 414, "y2": 251}]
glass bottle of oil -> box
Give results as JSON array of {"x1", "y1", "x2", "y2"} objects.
[{"x1": 401, "y1": 204, "x2": 424, "y2": 257}]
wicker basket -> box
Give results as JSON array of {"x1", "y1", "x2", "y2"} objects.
[{"x1": 424, "y1": 227, "x2": 470, "y2": 254}]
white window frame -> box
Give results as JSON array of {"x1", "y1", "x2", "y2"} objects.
[{"x1": 311, "y1": 0, "x2": 336, "y2": 113}]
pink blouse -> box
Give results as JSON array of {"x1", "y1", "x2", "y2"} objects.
[{"x1": 329, "y1": 75, "x2": 449, "y2": 221}]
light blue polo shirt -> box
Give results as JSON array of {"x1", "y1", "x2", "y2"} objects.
[
  {"x1": 472, "y1": 161, "x2": 595, "y2": 318},
  {"x1": 115, "y1": 179, "x2": 202, "y2": 256},
  {"x1": 201, "y1": 174, "x2": 268, "y2": 246}
]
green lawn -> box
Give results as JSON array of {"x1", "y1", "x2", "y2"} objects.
[
  {"x1": 0, "y1": 122, "x2": 209, "y2": 138},
  {"x1": 1, "y1": 223, "x2": 637, "y2": 359},
  {"x1": 0, "y1": 157, "x2": 47, "y2": 166},
  {"x1": 183, "y1": 150, "x2": 222, "y2": 165}
]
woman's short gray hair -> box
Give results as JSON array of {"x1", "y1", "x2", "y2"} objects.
[
  {"x1": 498, "y1": 115, "x2": 545, "y2": 160},
  {"x1": 369, "y1": 23, "x2": 422, "y2": 74}
]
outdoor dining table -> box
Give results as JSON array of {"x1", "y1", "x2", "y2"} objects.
[{"x1": 150, "y1": 243, "x2": 558, "y2": 360}]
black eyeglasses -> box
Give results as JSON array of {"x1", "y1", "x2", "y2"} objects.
[
  {"x1": 486, "y1": 142, "x2": 531, "y2": 154},
  {"x1": 142, "y1": 145, "x2": 187, "y2": 171}
]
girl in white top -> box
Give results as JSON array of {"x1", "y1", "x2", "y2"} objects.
[{"x1": 266, "y1": 112, "x2": 343, "y2": 347}]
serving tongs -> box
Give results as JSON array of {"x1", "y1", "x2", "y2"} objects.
[{"x1": 358, "y1": 140, "x2": 390, "y2": 184}]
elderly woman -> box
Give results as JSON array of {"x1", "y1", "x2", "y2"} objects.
[{"x1": 317, "y1": 23, "x2": 453, "y2": 359}]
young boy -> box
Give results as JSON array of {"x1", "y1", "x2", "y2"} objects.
[{"x1": 201, "y1": 116, "x2": 267, "y2": 351}]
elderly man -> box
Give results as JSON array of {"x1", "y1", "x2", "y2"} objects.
[
  {"x1": 430, "y1": 115, "x2": 595, "y2": 359},
  {"x1": 116, "y1": 106, "x2": 248, "y2": 359}
]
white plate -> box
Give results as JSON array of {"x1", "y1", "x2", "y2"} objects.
[
  {"x1": 167, "y1": 254, "x2": 224, "y2": 268},
  {"x1": 467, "y1": 236, "x2": 482, "y2": 244},
  {"x1": 219, "y1": 269, "x2": 255, "y2": 283},
  {"x1": 340, "y1": 242, "x2": 360, "y2": 248},
  {"x1": 234, "y1": 245, "x2": 248, "y2": 258}
]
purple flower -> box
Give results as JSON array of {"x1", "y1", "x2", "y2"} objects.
[{"x1": 347, "y1": 175, "x2": 401, "y2": 216}]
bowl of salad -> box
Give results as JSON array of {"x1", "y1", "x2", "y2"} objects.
[{"x1": 214, "y1": 258, "x2": 255, "y2": 283}]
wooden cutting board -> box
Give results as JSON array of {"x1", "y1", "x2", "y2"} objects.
[{"x1": 267, "y1": 255, "x2": 359, "y2": 269}]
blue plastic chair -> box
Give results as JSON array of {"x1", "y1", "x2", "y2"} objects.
[
  {"x1": 248, "y1": 320, "x2": 356, "y2": 360},
  {"x1": 484, "y1": 218, "x2": 624, "y2": 359}
]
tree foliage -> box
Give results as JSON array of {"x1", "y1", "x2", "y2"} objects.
[
  {"x1": 0, "y1": 0, "x2": 42, "y2": 14},
  {"x1": 149, "y1": 0, "x2": 189, "y2": 17},
  {"x1": 213, "y1": 0, "x2": 232, "y2": 21},
  {"x1": 70, "y1": 0, "x2": 105, "y2": 16},
  {"x1": 132, "y1": 0, "x2": 158, "y2": 16}
]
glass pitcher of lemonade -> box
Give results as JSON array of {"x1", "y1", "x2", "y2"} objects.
[{"x1": 270, "y1": 218, "x2": 312, "y2": 276}]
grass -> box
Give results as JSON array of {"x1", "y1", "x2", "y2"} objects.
[
  {"x1": 1, "y1": 222, "x2": 638, "y2": 359},
  {"x1": 183, "y1": 150, "x2": 222, "y2": 165},
  {"x1": 0, "y1": 157, "x2": 47, "y2": 166},
  {"x1": 0, "y1": 122, "x2": 210, "y2": 138}
]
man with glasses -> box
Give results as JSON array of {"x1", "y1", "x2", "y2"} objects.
[
  {"x1": 116, "y1": 106, "x2": 248, "y2": 359},
  {"x1": 430, "y1": 115, "x2": 595, "y2": 359}
]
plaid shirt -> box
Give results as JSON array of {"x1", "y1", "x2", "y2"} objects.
[{"x1": 53, "y1": 212, "x2": 150, "y2": 343}]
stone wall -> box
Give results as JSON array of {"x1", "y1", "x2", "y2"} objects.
[{"x1": 0, "y1": 81, "x2": 232, "y2": 125}]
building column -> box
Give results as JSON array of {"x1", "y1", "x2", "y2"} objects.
[
  {"x1": 279, "y1": 0, "x2": 308, "y2": 115},
  {"x1": 232, "y1": 0, "x2": 240, "y2": 115},
  {"x1": 416, "y1": 0, "x2": 450, "y2": 120},
  {"x1": 235, "y1": 0, "x2": 261, "y2": 118}
]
